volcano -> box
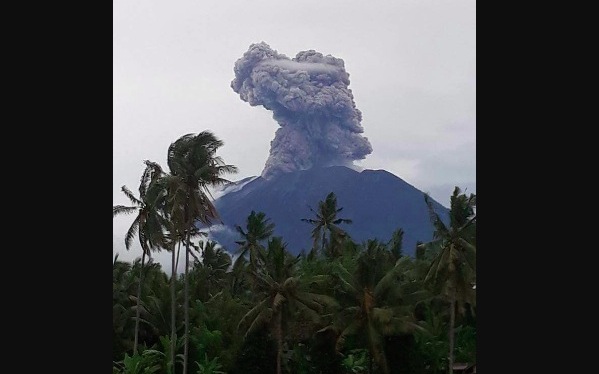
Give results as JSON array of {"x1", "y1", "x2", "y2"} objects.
[{"x1": 208, "y1": 165, "x2": 448, "y2": 257}]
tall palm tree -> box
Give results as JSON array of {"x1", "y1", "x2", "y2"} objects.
[
  {"x1": 145, "y1": 166, "x2": 187, "y2": 373},
  {"x1": 319, "y1": 244, "x2": 425, "y2": 374},
  {"x1": 234, "y1": 210, "x2": 275, "y2": 272},
  {"x1": 144, "y1": 207, "x2": 186, "y2": 374},
  {"x1": 163, "y1": 132, "x2": 237, "y2": 374},
  {"x1": 301, "y1": 192, "x2": 352, "y2": 259},
  {"x1": 168, "y1": 237, "x2": 181, "y2": 373},
  {"x1": 418, "y1": 187, "x2": 476, "y2": 374},
  {"x1": 238, "y1": 237, "x2": 338, "y2": 374},
  {"x1": 113, "y1": 160, "x2": 167, "y2": 354}
]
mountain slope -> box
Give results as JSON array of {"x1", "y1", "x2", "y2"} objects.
[{"x1": 209, "y1": 166, "x2": 448, "y2": 257}]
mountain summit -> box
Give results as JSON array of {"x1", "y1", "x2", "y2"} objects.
[{"x1": 209, "y1": 166, "x2": 448, "y2": 257}]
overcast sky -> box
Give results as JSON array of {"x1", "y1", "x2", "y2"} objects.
[{"x1": 113, "y1": 0, "x2": 476, "y2": 271}]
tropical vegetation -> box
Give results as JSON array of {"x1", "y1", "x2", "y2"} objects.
[{"x1": 113, "y1": 131, "x2": 476, "y2": 373}]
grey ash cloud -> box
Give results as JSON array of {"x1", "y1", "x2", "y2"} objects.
[{"x1": 231, "y1": 42, "x2": 372, "y2": 179}]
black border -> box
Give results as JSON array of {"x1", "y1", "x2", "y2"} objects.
[{"x1": 17, "y1": 2, "x2": 113, "y2": 369}]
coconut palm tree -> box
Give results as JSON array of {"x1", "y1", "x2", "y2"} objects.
[
  {"x1": 144, "y1": 167, "x2": 188, "y2": 373},
  {"x1": 238, "y1": 237, "x2": 338, "y2": 374},
  {"x1": 319, "y1": 243, "x2": 425, "y2": 374},
  {"x1": 152, "y1": 175, "x2": 192, "y2": 355},
  {"x1": 418, "y1": 187, "x2": 476, "y2": 374},
  {"x1": 163, "y1": 132, "x2": 237, "y2": 374},
  {"x1": 301, "y1": 192, "x2": 352, "y2": 259},
  {"x1": 234, "y1": 210, "x2": 275, "y2": 272},
  {"x1": 113, "y1": 160, "x2": 168, "y2": 354}
]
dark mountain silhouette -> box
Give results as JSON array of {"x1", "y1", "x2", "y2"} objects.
[{"x1": 208, "y1": 166, "x2": 449, "y2": 257}]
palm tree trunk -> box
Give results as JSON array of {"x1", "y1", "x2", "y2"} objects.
[
  {"x1": 369, "y1": 351, "x2": 373, "y2": 374},
  {"x1": 448, "y1": 290, "x2": 456, "y2": 374},
  {"x1": 171, "y1": 242, "x2": 180, "y2": 373},
  {"x1": 133, "y1": 249, "x2": 146, "y2": 354},
  {"x1": 175, "y1": 243, "x2": 181, "y2": 274},
  {"x1": 183, "y1": 232, "x2": 190, "y2": 374},
  {"x1": 275, "y1": 311, "x2": 283, "y2": 374}
]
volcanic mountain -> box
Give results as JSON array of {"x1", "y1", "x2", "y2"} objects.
[
  {"x1": 209, "y1": 165, "x2": 448, "y2": 257},
  {"x1": 215, "y1": 43, "x2": 450, "y2": 255}
]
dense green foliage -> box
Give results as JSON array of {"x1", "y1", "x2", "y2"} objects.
[{"x1": 114, "y1": 132, "x2": 476, "y2": 374}]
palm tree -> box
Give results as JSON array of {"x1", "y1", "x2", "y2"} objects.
[
  {"x1": 238, "y1": 237, "x2": 338, "y2": 374},
  {"x1": 163, "y1": 132, "x2": 237, "y2": 374},
  {"x1": 234, "y1": 210, "x2": 275, "y2": 272},
  {"x1": 418, "y1": 187, "x2": 476, "y2": 374},
  {"x1": 148, "y1": 206, "x2": 187, "y2": 373},
  {"x1": 144, "y1": 167, "x2": 187, "y2": 373},
  {"x1": 319, "y1": 244, "x2": 425, "y2": 374},
  {"x1": 113, "y1": 160, "x2": 167, "y2": 354},
  {"x1": 301, "y1": 192, "x2": 352, "y2": 258}
]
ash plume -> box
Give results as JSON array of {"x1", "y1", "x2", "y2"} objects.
[{"x1": 231, "y1": 42, "x2": 373, "y2": 179}]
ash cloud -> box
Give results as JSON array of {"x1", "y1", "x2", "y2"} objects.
[{"x1": 231, "y1": 42, "x2": 372, "y2": 179}]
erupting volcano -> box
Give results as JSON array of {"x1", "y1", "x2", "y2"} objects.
[{"x1": 209, "y1": 42, "x2": 448, "y2": 256}]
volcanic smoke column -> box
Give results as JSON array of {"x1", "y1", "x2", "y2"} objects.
[{"x1": 231, "y1": 42, "x2": 373, "y2": 179}]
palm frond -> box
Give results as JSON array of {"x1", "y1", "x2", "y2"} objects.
[
  {"x1": 238, "y1": 298, "x2": 270, "y2": 331},
  {"x1": 424, "y1": 193, "x2": 448, "y2": 238},
  {"x1": 124, "y1": 216, "x2": 140, "y2": 250},
  {"x1": 121, "y1": 185, "x2": 142, "y2": 206},
  {"x1": 295, "y1": 291, "x2": 339, "y2": 312},
  {"x1": 113, "y1": 205, "x2": 137, "y2": 217},
  {"x1": 140, "y1": 160, "x2": 165, "y2": 197},
  {"x1": 292, "y1": 298, "x2": 323, "y2": 323},
  {"x1": 336, "y1": 320, "x2": 362, "y2": 352},
  {"x1": 243, "y1": 308, "x2": 273, "y2": 339},
  {"x1": 332, "y1": 263, "x2": 358, "y2": 294}
]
